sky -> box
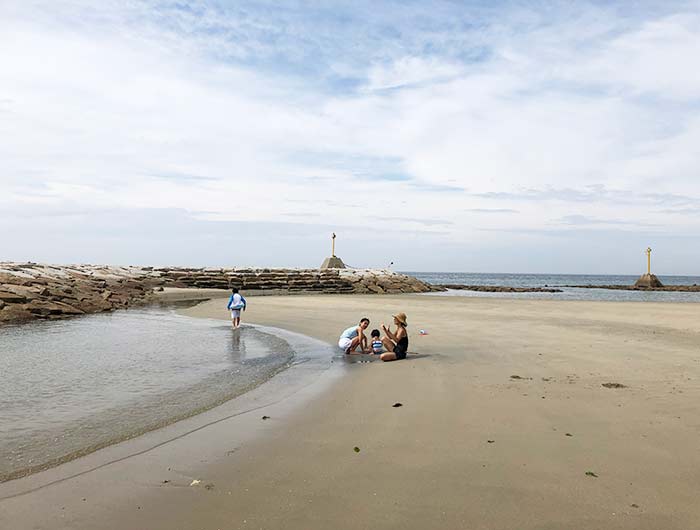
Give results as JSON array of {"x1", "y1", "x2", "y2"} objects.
[{"x1": 2, "y1": 0, "x2": 700, "y2": 274}]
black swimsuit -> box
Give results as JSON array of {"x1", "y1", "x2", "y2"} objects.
[{"x1": 394, "y1": 335, "x2": 409, "y2": 359}]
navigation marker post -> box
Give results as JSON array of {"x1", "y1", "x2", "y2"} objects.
[
  {"x1": 320, "y1": 232, "x2": 346, "y2": 269},
  {"x1": 634, "y1": 246, "x2": 663, "y2": 288}
]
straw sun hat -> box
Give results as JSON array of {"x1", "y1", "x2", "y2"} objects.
[{"x1": 392, "y1": 312, "x2": 408, "y2": 326}]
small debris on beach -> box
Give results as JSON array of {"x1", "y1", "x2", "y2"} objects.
[
  {"x1": 262, "y1": 415, "x2": 270, "y2": 420},
  {"x1": 353, "y1": 446, "x2": 361, "y2": 453},
  {"x1": 510, "y1": 375, "x2": 525, "y2": 379},
  {"x1": 565, "y1": 433, "x2": 573, "y2": 437},
  {"x1": 189, "y1": 479, "x2": 201, "y2": 486},
  {"x1": 631, "y1": 503, "x2": 639, "y2": 508},
  {"x1": 392, "y1": 402, "x2": 403, "y2": 407},
  {"x1": 487, "y1": 440, "x2": 495, "y2": 444},
  {"x1": 162, "y1": 479, "x2": 170, "y2": 484},
  {"x1": 585, "y1": 471, "x2": 598, "y2": 478},
  {"x1": 602, "y1": 383, "x2": 627, "y2": 389},
  {"x1": 204, "y1": 483, "x2": 215, "y2": 491}
]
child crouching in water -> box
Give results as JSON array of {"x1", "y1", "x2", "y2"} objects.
[{"x1": 370, "y1": 329, "x2": 384, "y2": 354}]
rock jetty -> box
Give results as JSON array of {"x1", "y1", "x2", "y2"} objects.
[
  {"x1": 564, "y1": 284, "x2": 700, "y2": 292},
  {"x1": 0, "y1": 263, "x2": 437, "y2": 324},
  {"x1": 440, "y1": 284, "x2": 563, "y2": 293}
]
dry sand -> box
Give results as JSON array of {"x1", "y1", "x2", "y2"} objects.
[{"x1": 3, "y1": 293, "x2": 700, "y2": 529}]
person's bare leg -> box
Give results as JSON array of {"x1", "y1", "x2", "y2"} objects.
[
  {"x1": 380, "y1": 338, "x2": 396, "y2": 361},
  {"x1": 346, "y1": 336, "x2": 363, "y2": 354}
]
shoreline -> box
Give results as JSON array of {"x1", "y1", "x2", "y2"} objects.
[
  {"x1": 3, "y1": 294, "x2": 700, "y2": 529},
  {"x1": 0, "y1": 317, "x2": 343, "y2": 498},
  {"x1": 0, "y1": 302, "x2": 332, "y2": 483}
]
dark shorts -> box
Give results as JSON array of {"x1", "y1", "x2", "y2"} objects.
[{"x1": 393, "y1": 344, "x2": 407, "y2": 360}]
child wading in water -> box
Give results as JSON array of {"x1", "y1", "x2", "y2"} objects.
[{"x1": 227, "y1": 287, "x2": 246, "y2": 329}]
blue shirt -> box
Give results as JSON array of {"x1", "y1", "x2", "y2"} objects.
[
  {"x1": 340, "y1": 326, "x2": 359, "y2": 340},
  {"x1": 227, "y1": 294, "x2": 246, "y2": 310}
]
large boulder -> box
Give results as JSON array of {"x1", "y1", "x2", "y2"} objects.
[{"x1": 0, "y1": 290, "x2": 27, "y2": 303}]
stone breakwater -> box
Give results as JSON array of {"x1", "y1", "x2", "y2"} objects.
[
  {"x1": 440, "y1": 284, "x2": 563, "y2": 293},
  {"x1": 0, "y1": 263, "x2": 438, "y2": 324},
  {"x1": 563, "y1": 284, "x2": 700, "y2": 292}
]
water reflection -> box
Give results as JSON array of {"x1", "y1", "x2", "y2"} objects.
[
  {"x1": 0, "y1": 308, "x2": 294, "y2": 482},
  {"x1": 228, "y1": 328, "x2": 244, "y2": 361}
]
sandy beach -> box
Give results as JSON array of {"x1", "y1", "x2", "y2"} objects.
[{"x1": 3, "y1": 293, "x2": 700, "y2": 529}]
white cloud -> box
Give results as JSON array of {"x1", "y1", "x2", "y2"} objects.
[
  {"x1": 1, "y1": 1, "x2": 700, "y2": 271},
  {"x1": 573, "y1": 13, "x2": 700, "y2": 101},
  {"x1": 365, "y1": 56, "x2": 465, "y2": 91}
]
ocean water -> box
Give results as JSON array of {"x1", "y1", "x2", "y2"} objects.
[
  {"x1": 0, "y1": 305, "x2": 331, "y2": 482},
  {"x1": 407, "y1": 272, "x2": 700, "y2": 303}
]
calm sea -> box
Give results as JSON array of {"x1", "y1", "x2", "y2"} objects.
[
  {"x1": 407, "y1": 272, "x2": 700, "y2": 303},
  {"x1": 0, "y1": 305, "x2": 333, "y2": 482}
]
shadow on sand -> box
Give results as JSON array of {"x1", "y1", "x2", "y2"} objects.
[{"x1": 342, "y1": 352, "x2": 430, "y2": 364}]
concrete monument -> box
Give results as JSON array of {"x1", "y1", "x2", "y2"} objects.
[{"x1": 320, "y1": 232, "x2": 346, "y2": 269}]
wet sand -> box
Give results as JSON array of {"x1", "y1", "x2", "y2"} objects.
[{"x1": 3, "y1": 293, "x2": 700, "y2": 529}]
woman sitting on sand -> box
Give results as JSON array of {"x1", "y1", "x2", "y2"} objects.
[{"x1": 380, "y1": 312, "x2": 409, "y2": 361}]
